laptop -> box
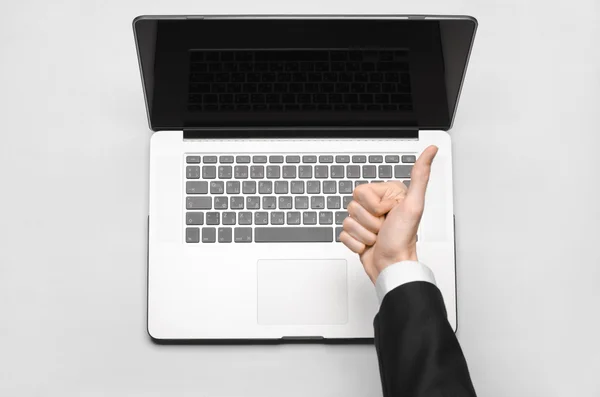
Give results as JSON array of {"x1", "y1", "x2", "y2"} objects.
[{"x1": 133, "y1": 15, "x2": 477, "y2": 342}]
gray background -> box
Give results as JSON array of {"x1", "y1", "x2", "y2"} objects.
[{"x1": 1, "y1": 0, "x2": 599, "y2": 396}]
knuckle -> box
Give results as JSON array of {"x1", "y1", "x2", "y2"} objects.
[
  {"x1": 342, "y1": 216, "x2": 354, "y2": 230},
  {"x1": 352, "y1": 184, "x2": 365, "y2": 200},
  {"x1": 366, "y1": 233, "x2": 377, "y2": 246},
  {"x1": 371, "y1": 204, "x2": 386, "y2": 217},
  {"x1": 346, "y1": 199, "x2": 357, "y2": 215},
  {"x1": 339, "y1": 231, "x2": 350, "y2": 244},
  {"x1": 370, "y1": 218, "x2": 383, "y2": 234}
]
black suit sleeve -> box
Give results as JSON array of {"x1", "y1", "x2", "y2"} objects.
[{"x1": 373, "y1": 281, "x2": 477, "y2": 397}]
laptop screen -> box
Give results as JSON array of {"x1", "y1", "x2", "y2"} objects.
[{"x1": 134, "y1": 17, "x2": 476, "y2": 131}]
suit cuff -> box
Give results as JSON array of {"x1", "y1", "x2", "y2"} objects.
[{"x1": 375, "y1": 261, "x2": 436, "y2": 304}]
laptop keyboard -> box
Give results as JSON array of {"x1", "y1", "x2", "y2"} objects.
[
  {"x1": 184, "y1": 153, "x2": 416, "y2": 243},
  {"x1": 188, "y1": 49, "x2": 412, "y2": 112}
]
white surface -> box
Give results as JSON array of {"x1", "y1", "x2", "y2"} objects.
[
  {"x1": 148, "y1": 133, "x2": 455, "y2": 339},
  {"x1": 0, "y1": 1, "x2": 599, "y2": 396}
]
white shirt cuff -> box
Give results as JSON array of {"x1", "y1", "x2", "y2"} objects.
[{"x1": 375, "y1": 261, "x2": 436, "y2": 304}]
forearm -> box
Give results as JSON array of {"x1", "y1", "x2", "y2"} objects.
[{"x1": 374, "y1": 282, "x2": 477, "y2": 397}]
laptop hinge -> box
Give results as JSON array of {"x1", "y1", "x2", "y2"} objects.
[{"x1": 182, "y1": 127, "x2": 419, "y2": 140}]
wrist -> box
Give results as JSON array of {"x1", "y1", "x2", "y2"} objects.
[{"x1": 375, "y1": 249, "x2": 418, "y2": 272}]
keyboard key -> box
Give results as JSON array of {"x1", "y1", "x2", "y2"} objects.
[
  {"x1": 335, "y1": 155, "x2": 350, "y2": 163},
  {"x1": 218, "y1": 227, "x2": 232, "y2": 243},
  {"x1": 315, "y1": 165, "x2": 328, "y2": 178},
  {"x1": 234, "y1": 165, "x2": 248, "y2": 179},
  {"x1": 222, "y1": 212, "x2": 236, "y2": 225},
  {"x1": 226, "y1": 181, "x2": 240, "y2": 194},
  {"x1": 335, "y1": 211, "x2": 349, "y2": 224},
  {"x1": 202, "y1": 165, "x2": 216, "y2": 179},
  {"x1": 335, "y1": 227, "x2": 343, "y2": 242},
  {"x1": 266, "y1": 165, "x2": 280, "y2": 179},
  {"x1": 271, "y1": 212, "x2": 285, "y2": 225},
  {"x1": 339, "y1": 181, "x2": 353, "y2": 194},
  {"x1": 282, "y1": 166, "x2": 296, "y2": 178},
  {"x1": 187, "y1": 197, "x2": 211, "y2": 209},
  {"x1": 303, "y1": 212, "x2": 317, "y2": 225},
  {"x1": 186, "y1": 212, "x2": 204, "y2": 225},
  {"x1": 298, "y1": 165, "x2": 312, "y2": 179},
  {"x1": 319, "y1": 211, "x2": 333, "y2": 225},
  {"x1": 403, "y1": 180, "x2": 411, "y2": 188},
  {"x1": 352, "y1": 155, "x2": 366, "y2": 163},
  {"x1": 295, "y1": 196, "x2": 309, "y2": 209},
  {"x1": 209, "y1": 181, "x2": 224, "y2": 194},
  {"x1": 238, "y1": 212, "x2": 252, "y2": 225},
  {"x1": 302, "y1": 155, "x2": 317, "y2": 163},
  {"x1": 323, "y1": 181, "x2": 337, "y2": 194},
  {"x1": 379, "y1": 165, "x2": 393, "y2": 178},
  {"x1": 327, "y1": 196, "x2": 341, "y2": 209},
  {"x1": 234, "y1": 227, "x2": 252, "y2": 243},
  {"x1": 307, "y1": 181, "x2": 321, "y2": 194},
  {"x1": 319, "y1": 155, "x2": 333, "y2": 163},
  {"x1": 291, "y1": 181, "x2": 305, "y2": 194},
  {"x1": 186, "y1": 156, "x2": 201, "y2": 164},
  {"x1": 269, "y1": 155, "x2": 284, "y2": 163},
  {"x1": 186, "y1": 166, "x2": 201, "y2": 179},
  {"x1": 369, "y1": 155, "x2": 383, "y2": 163},
  {"x1": 250, "y1": 165, "x2": 264, "y2": 179},
  {"x1": 363, "y1": 165, "x2": 377, "y2": 178},
  {"x1": 346, "y1": 165, "x2": 360, "y2": 178},
  {"x1": 202, "y1": 227, "x2": 216, "y2": 243},
  {"x1": 246, "y1": 196, "x2": 260, "y2": 209},
  {"x1": 355, "y1": 180, "x2": 368, "y2": 187},
  {"x1": 258, "y1": 181, "x2": 272, "y2": 194},
  {"x1": 331, "y1": 165, "x2": 344, "y2": 178},
  {"x1": 206, "y1": 212, "x2": 220, "y2": 225},
  {"x1": 230, "y1": 196, "x2": 244, "y2": 209},
  {"x1": 218, "y1": 165, "x2": 232, "y2": 179},
  {"x1": 214, "y1": 197, "x2": 228, "y2": 209},
  {"x1": 401, "y1": 155, "x2": 416, "y2": 163},
  {"x1": 278, "y1": 196, "x2": 293, "y2": 209},
  {"x1": 255, "y1": 227, "x2": 333, "y2": 242},
  {"x1": 242, "y1": 181, "x2": 256, "y2": 194},
  {"x1": 394, "y1": 165, "x2": 413, "y2": 178},
  {"x1": 287, "y1": 212, "x2": 301, "y2": 225},
  {"x1": 262, "y1": 196, "x2": 277, "y2": 210},
  {"x1": 255, "y1": 212, "x2": 269, "y2": 225},
  {"x1": 186, "y1": 227, "x2": 200, "y2": 243},
  {"x1": 275, "y1": 181, "x2": 288, "y2": 194},
  {"x1": 311, "y1": 196, "x2": 325, "y2": 209},
  {"x1": 286, "y1": 155, "x2": 300, "y2": 163},
  {"x1": 343, "y1": 196, "x2": 353, "y2": 209},
  {"x1": 253, "y1": 155, "x2": 267, "y2": 163},
  {"x1": 186, "y1": 181, "x2": 208, "y2": 194},
  {"x1": 385, "y1": 155, "x2": 399, "y2": 163},
  {"x1": 236, "y1": 155, "x2": 251, "y2": 163},
  {"x1": 220, "y1": 155, "x2": 234, "y2": 163},
  {"x1": 204, "y1": 156, "x2": 218, "y2": 163}
]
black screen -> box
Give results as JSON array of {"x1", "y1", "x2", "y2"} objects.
[{"x1": 133, "y1": 16, "x2": 477, "y2": 131}]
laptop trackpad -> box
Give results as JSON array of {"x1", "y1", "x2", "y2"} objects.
[{"x1": 257, "y1": 259, "x2": 348, "y2": 325}]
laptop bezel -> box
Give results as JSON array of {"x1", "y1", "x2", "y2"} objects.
[{"x1": 133, "y1": 15, "x2": 478, "y2": 133}]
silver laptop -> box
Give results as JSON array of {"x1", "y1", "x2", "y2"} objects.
[{"x1": 133, "y1": 15, "x2": 477, "y2": 342}]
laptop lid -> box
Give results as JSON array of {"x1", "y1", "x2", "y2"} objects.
[{"x1": 133, "y1": 15, "x2": 477, "y2": 132}]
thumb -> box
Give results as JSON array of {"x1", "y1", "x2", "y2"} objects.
[{"x1": 405, "y1": 145, "x2": 438, "y2": 207}]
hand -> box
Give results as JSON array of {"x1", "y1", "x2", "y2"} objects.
[{"x1": 340, "y1": 146, "x2": 438, "y2": 283}]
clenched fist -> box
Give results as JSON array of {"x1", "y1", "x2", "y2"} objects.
[{"x1": 340, "y1": 146, "x2": 438, "y2": 283}]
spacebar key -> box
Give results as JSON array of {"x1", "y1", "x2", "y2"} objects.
[{"x1": 255, "y1": 227, "x2": 333, "y2": 242}]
